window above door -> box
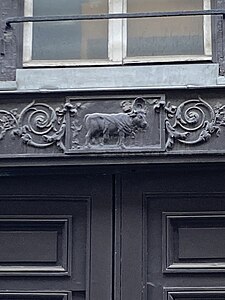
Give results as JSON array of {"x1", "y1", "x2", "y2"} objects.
[{"x1": 23, "y1": 0, "x2": 212, "y2": 67}]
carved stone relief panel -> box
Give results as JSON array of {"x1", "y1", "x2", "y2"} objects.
[
  {"x1": 65, "y1": 95, "x2": 165, "y2": 153},
  {"x1": 0, "y1": 93, "x2": 225, "y2": 157},
  {"x1": 164, "y1": 97, "x2": 225, "y2": 153}
]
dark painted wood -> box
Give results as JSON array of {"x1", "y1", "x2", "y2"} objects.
[
  {"x1": 0, "y1": 163, "x2": 224, "y2": 300},
  {"x1": 0, "y1": 231, "x2": 58, "y2": 262},
  {"x1": 121, "y1": 166, "x2": 225, "y2": 300},
  {"x1": 162, "y1": 211, "x2": 225, "y2": 273},
  {"x1": 0, "y1": 216, "x2": 72, "y2": 275},
  {"x1": 0, "y1": 173, "x2": 112, "y2": 300},
  {"x1": 121, "y1": 174, "x2": 144, "y2": 300},
  {"x1": 0, "y1": 291, "x2": 72, "y2": 300},
  {"x1": 178, "y1": 227, "x2": 225, "y2": 259},
  {"x1": 114, "y1": 175, "x2": 122, "y2": 300},
  {"x1": 164, "y1": 288, "x2": 225, "y2": 300}
]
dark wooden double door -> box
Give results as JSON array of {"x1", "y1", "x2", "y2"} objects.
[{"x1": 0, "y1": 166, "x2": 225, "y2": 300}]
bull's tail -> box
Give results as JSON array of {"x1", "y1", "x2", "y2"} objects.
[
  {"x1": 84, "y1": 114, "x2": 90, "y2": 122},
  {"x1": 84, "y1": 114, "x2": 91, "y2": 129}
]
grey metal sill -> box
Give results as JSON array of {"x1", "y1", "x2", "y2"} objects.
[
  {"x1": 0, "y1": 63, "x2": 222, "y2": 93},
  {"x1": 0, "y1": 81, "x2": 17, "y2": 91}
]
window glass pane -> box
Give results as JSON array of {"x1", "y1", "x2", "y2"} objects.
[
  {"x1": 127, "y1": 0, "x2": 205, "y2": 57},
  {"x1": 32, "y1": 0, "x2": 108, "y2": 60}
]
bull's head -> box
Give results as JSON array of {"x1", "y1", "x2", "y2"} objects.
[{"x1": 129, "y1": 98, "x2": 148, "y2": 129}]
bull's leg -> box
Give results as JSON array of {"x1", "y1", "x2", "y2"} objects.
[
  {"x1": 117, "y1": 131, "x2": 126, "y2": 149},
  {"x1": 99, "y1": 135, "x2": 104, "y2": 147},
  {"x1": 84, "y1": 130, "x2": 92, "y2": 148},
  {"x1": 102, "y1": 127, "x2": 109, "y2": 145}
]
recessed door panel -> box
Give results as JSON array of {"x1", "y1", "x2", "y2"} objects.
[{"x1": 0, "y1": 216, "x2": 71, "y2": 275}]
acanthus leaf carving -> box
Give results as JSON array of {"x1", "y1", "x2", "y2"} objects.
[
  {"x1": 8, "y1": 100, "x2": 80, "y2": 151},
  {"x1": 165, "y1": 97, "x2": 225, "y2": 150},
  {"x1": 165, "y1": 120, "x2": 189, "y2": 150},
  {"x1": 0, "y1": 109, "x2": 18, "y2": 140}
]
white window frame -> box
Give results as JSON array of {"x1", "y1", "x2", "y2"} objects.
[{"x1": 23, "y1": 0, "x2": 212, "y2": 67}]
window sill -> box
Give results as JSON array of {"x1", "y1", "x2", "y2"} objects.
[
  {"x1": 3, "y1": 63, "x2": 220, "y2": 93},
  {"x1": 0, "y1": 81, "x2": 17, "y2": 91}
]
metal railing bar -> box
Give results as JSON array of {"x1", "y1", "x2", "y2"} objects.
[{"x1": 5, "y1": 9, "x2": 225, "y2": 29}]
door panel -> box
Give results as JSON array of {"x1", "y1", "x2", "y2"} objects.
[
  {"x1": 162, "y1": 211, "x2": 225, "y2": 273},
  {"x1": 0, "y1": 215, "x2": 72, "y2": 275},
  {"x1": 0, "y1": 291, "x2": 72, "y2": 300},
  {"x1": 0, "y1": 174, "x2": 112, "y2": 300},
  {"x1": 122, "y1": 167, "x2": 225, "y2": 300},
  {"x1": 164, "y1": 288, "x2": 225, "y2": 300}
]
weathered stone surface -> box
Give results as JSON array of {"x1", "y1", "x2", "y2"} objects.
[{"x1": 0, "y1": 0, "x2": 18, "y2": 81}]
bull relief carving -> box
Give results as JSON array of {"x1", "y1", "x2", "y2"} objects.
[
  {"x1": 67, "y1": 96, "x2": 165, "y2": 153},
  {"x1": 84, "y1": 98, "x2": 147, "y2": 149},
  {"x1": 0, "y1": 95, "x2": 225, "y2": 156}
]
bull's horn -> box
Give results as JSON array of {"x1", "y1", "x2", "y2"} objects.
[{"x1": 133, "y1": 97, "x2": 147, "y2": 111}]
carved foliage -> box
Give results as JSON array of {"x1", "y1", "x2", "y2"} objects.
[
  {"x1": 165, "y1": 98, "x2": 225, "y2": 150},
  {"x1": 0, "y1": 100, "x2": 79, "y2": 152}
]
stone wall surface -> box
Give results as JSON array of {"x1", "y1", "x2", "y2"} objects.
[{"x1": 0, "y1": 0, "x2": 18, "y2": 81}]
